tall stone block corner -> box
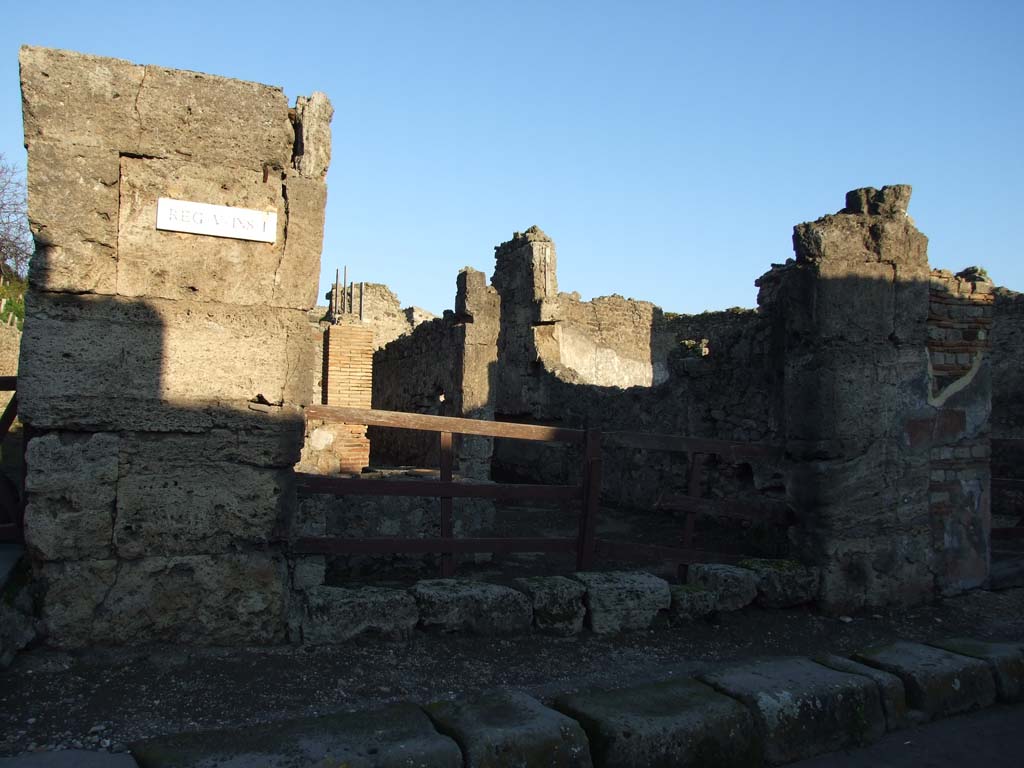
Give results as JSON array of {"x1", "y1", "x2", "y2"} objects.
[{"x1": 17, "y1": 46, "x2": 333, "y2": 646}]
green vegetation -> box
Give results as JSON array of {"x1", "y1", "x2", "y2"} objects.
[{"x1": 0, "y1": 271, "x2": 25, "y2": 330}]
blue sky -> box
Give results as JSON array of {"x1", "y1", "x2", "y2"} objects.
[{"x1": 1, "y1": 1, "x2": 1021, "y2": 314}]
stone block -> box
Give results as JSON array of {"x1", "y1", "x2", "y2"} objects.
[
  {"x1": 40, "y1": 553, "x2": 287, "y2": 647},
  {"x1": 668, "y1": 584, "x2": 717, "y2": 622},
  {"x1": 24, "y1": 141, "x2": 120, "y2": 295},
  {"x1": 739, "y1": 558, "x2": 819, "y2": 608},
  {"x1": 515, "y1": 576, "x2": 586, "y2": 635},
  {"x1": 573, "y1": 571, "x2": 670, "y2": 634},
  {"x1": 699, "y1": 656, "x2": 885, "y2": 765},
  {"x1": 427, "y1": 688, "x2": 592, "y2": 767},
  {"x1": 554, "y1": 678, "x2": 760, "y2": 768},
  {"x1": 852, "y1": 641, "x2": 996, "y2": 719},
  {"x1": 292, "y1": 556, "x2": 325, "y2": 590},
  {"x1": 292, "y1": 91, "x2": 333, "y2": 179},
  {"x1": 19, "y1": 292, "x2": 316, "y2": 431},
  {"x1": 20, "y1": 46, "x2": 294, "y2": 172},
  {"x1": 23, "y1": 432, "x2": 118, "y2": 561},
  {"x1": 927, "y1": 638, "x2": 1024, "y2": 703},
  {"x1": 129, "y1": 702, "x2": 461, "y2": 767},
  {"x1": 688, "y1": 564, "x2": 758, "y2": 612},
  {"x1": 411, "y1": 579, "x2": 532, "y2": 635},
  {"x1": 301, "y1": 586, "x2": 418, "y2": 644},
  {"x1": 813, "y1": 653, "x2": 913, "y2": 731},
  {"x1": 114, "y1": 462, "x2": 292, "y2": 559},
  {"x1": 113, "y1": 158, "x2": 322, "y2": 310}
]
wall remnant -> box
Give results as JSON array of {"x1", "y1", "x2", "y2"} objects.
[{"x1": 19, "y1": 46, "x2": 331, "y2": 646}]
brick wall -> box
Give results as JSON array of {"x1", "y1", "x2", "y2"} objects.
[{"x1": 926, "y1": 269, "x2": 993, "y2": 593}]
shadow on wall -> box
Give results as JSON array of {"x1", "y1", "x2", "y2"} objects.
[{"x1": 19, "y1": 240, "x2": 307, "y2": 648}]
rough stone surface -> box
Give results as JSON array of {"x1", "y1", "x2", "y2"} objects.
[
  {"x1": 0, "y1": 553, "x2": 37, "y2": 669},
  {"x1": 814, "y1": 653, "x2": 913, "y2": 731},
  {"x1": 23, "y1": 432, "x2": 119, "y2": 561},
  {"x1": 300, "y1": 586, "x2": 419, "y2": 644},
  {"x1": 699, "y1": 656, "x2": 885, "y2": 765},
  {"x1": 573, "y1": 571, "x2": 670, "y2": 634},
  {"x1": 687, "y1": 564, "x2": 759, "y2": 612},
  {"x1": 39, "y1": 554, "x2": 288, "y2": 647},
  {"x1": 19, "y1": 46, "x2": 330, "y2": 645},
  {"x1": 739, "y1": 558, "x2": 820, "y2": 608},
  {"x1": 514, "y1": 576, "x2": 586, "y2": 635},
  {"x1": 410, "y1": 579, "x2": 532, "y2": 635},
  {"x1": 19, "y1": 293, "x2": 317, "y2": 431},
  {"x1": 668, "y1": 584, "x2": 717, "y2": 622},
  {"x1": 554, "y1": 678, "x2": 760, "y2": 768},
  {"x1": 426, "y1": 688, "x2": 592, "y2": 767},
  {"x1": 0, "y1": 751, "x2": 138, "y2": 767},
  {"x1": 927, "y1": 638, "x2": 1024, "y2": 703},
  {"x1": 129, "y1": 702, "x2": 462, "y2": 767},
  {"x1": 852, "y1": 640, "x2": 997, "y2": 719}
]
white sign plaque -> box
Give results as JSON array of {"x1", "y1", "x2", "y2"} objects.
[{"x1": 156, "y1": 197, "x2": 277, "y2": 243}]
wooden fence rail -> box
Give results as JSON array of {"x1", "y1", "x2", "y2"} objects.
[{"x1": 294, "y1": 405, "x2": 784, "y2": 576}]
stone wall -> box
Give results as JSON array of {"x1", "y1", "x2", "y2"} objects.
[
  {"x1": 991, "y1": 287, "x2": 1024, "y2": 519},
  {"x1": 18, "y1": 47, "x2": 331, "y2": 646},
  {"x1": 924, "y1": 270, "x2": 992, "y2": 593},
  {"x1": 370, "y1": 268, "x2": 499, "y2": 478},
  {"x1": 0, "y1": 324, "x2": 19, "y2": 412}
]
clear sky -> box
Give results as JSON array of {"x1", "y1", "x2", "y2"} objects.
[{"x1": 1, "y1": 1, "x2": 1021, "y2": 315}]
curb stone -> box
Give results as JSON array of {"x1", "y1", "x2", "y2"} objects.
[
  {"x1": 572, "y1": 571, "x2": 670, "y2": 634},
  {"x1": 698, "y1": 656, "x2": 885, "y2": 765},
  {"x1": 554, "y1": 677, "x2": 760, "y2": 768},
  {"x1": 129, "y1": 702, "x2": 461, "y2": 767},
  {"x1": 425, "y1": 688, "x2": 592, "y2": 767},
  {"x1": 687, "y1": 564, "x2": 758, "y2": 612},
  {"x1": 852, "y1": 640, "x2": 997, "y2": 720},
  {"x1": 925, "y1": 638, "x2": 1024, "y2": 703},
  {"x1": 812, "y1": 653, "x2": 916, "y2": 731},
  {"x1": 76, "y1": 636, "x2": 1018, "y2": 768}
]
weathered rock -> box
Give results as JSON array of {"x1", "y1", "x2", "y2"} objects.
[
  {"x1": 668, "y1": 584, "x2": 717, "y2": 622},
  {"x1": 573, "y1": 571, "x2": 670, "y2": 634},
  {"x1": 427, "y1": 688, "x2": 592, "y2": 767},
  {"x1": 814, "y1": 653, "x2": 913, "y2": 731},
  {"x1": 0, "y1": 751, "x2": 138, "y2": 767},
  {"x1": 40, "y1": 554, "x2": 287, "y2": 647},
  {"x1": 301, "y1": 586, "x2": 418, "y2": 644},
  {"x1": 291, "y1": 556, "x2": 325, "y2": 590},
  {"x1": 699, "y1": 656, "x2": 885, "y2": 765},
  {"x1": 410, "y1": 579, "x2": 532, "y2": 635},
  {"x1": 129, "y1": 702, "x2": 461, "y2": 767},
  {"x1": 739, "y1": 558, "x2": 819, "y2": 608},
  {"x1": 554, "y1": 678, "x2": 760, "y2": 768},
  {"x1": 23, "y1": 432, "x2": 118, "y2": 561},
  {"x1": 292, "y1": 91, "x2": 333, "y2": 179},
  {"x1": 852, "y1": 640, "x2": 997, "y2": 719},
  {"x1": 19, "y1": 292, "x2": 317, "y2": 431},
  {"x1": 115, "y1": 157, "x2": 319, "y2": 310},
  {"x1": 687, "y1": 564, "x2": 758, "y2": 612},
  {"x1": 20, "y1": 46, "x2": 294, "y2": 171},
  {"x1": 0, "y1": 553, "x2": 37, "y2": 669},
  {"x1": 24, "y1": 142, "x2": 120, "y2": 295},
  {"x1": 515, "y1": 576, "x2": 586, "y2": 635},
  {"x1": 114, "y1": 457, "x2": 293, "y2": 559},
  {"x1": 927, "y1": 638, "x2": 1024, "y2": 703}
]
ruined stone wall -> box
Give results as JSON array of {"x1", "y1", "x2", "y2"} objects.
[
  {"x1": 991, "y1": 287, "x2": 1024, "y2": 519},
  {"x1": 18, "y1": 47, "x2": 331, "y2": 646},
  {"x1": 370, "y1": 268, "x2": 499, "y2": 477}
]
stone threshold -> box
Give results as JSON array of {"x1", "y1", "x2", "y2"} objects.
[{"x1": 117, "y1": 637, "x2": 1024, "y2": 767}]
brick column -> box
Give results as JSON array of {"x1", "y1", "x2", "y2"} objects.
[
  {"x1": 323, "y1": 321, "x2": 374, "y2": 472},
  {"x1": 926, "y1": 269, "x2": 993, "y2": 593}
]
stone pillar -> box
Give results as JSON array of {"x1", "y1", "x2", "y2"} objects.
[
  {"x1": 18, "y1": 47, "x2": 331, "y2": 646},
  {"x1": 491, "y1": 226, "x2": 559, "y2": 416},
  {"x1": 925, "y1": 269, "x2": 992, "y2": 593},
  {"x1": 453, "y1": 267, "x2": 500, "y2": 479},
  {"x1": 321, "y1": 321, "x2": 374, "y2": 473},
  {"x1": 775, "y1": 186, "x2": 937, "y2": 611}
]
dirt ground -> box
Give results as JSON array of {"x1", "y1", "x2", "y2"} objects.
[{"x1": 1, "y1": 585, "x2": 1022, "y2": 758}]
